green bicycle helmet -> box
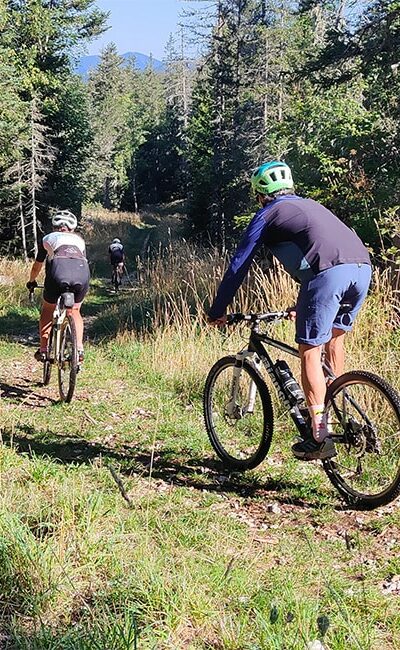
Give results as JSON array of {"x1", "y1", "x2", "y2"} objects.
[{"x1": 251, "y1": 161, "x2": 294, "y2": 195}]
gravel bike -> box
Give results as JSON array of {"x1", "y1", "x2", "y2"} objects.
[
  {"x1": 30, "y1": 286, "x2": 79, "y2": 403},
  {"x1": 203, "y1": 311, "x2": 400, "y2": 509}
]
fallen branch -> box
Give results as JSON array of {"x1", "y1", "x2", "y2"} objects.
[
  {"x1": 108, "y1": 463, "x2": 132, "y2": 506},
  {"x1": 83, "y1": 410, "x2": 98, "y2": 426}
]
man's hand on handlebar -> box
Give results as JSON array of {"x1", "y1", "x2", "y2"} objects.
[{"x1": 287, "y1": 306, "x2": 296, "y2": 322}]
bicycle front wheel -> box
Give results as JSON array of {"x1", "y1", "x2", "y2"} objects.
[
  {"x1": 323, "y1": 371, "x2": 400, "y2": 509},
  {"x1": 203, "y1": 356, "x2": 273, "y2": 471},
  {"x1": 43, "y1": 327, "x2": 53, "y2": 386},
  {"x1": 58, "y1": 315, "x2": 78, "y2": 403}
]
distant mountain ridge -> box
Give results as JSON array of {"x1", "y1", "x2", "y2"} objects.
[{"x1": 76, "y1": 52, "x2": 164, "y2": 78}]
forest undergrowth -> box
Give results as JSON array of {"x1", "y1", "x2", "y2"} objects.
[{"x1": 0, "y1": 206, "x2": 399, "y2": 649}]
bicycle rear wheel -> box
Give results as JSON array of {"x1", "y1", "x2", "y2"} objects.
[
  {"x1": 58, "y1": 315, "x2": 78, "y2": 403},
  {"x1": 112, "y1": 267, "x2": 122, "y2": 292},
  {"x1": 114, "y1": 271, "x2": 119, "y2": 292},
  {"x1": 323, "y1": 371, "x2": 400, "y2": 509},
  {"x1": 43, "y1": 327, "x2": 53, "y2": 386},
  {"x1": 203, "y1": 356, "x2": 274, "y2": 470}
]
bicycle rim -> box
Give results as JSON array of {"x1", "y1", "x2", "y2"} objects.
[
  {"x1": 323, "y1": 371, "x2": 400, "y2": 509},
  {"x1": 43, "y1": 327, "x2": 53, "y2": 386},
  {"x1": 58, "y1": 315, "x2": 77, "y2": 403},
  {"x1": 203, "y1": 356, "x2": 273, "y2": 471}
]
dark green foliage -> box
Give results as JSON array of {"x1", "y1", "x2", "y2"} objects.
[
  {"x1": 184, "y1": 0, "x2": 399, "y2": 251},
  {"x1": 0, "y1": 0, "x2": 107, "y2": 255},
  {"x1": 44, "y1": 75, "x2": 93, "y2": 215},
  {"x1": 0, "y1": 0, "x2": 399, "y2": 257}
]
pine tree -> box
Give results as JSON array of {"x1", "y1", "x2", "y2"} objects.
[
  {"x1": 0, "y1": 0, "x2": 108, "y2": 255},
  {"x1": 86, "y1": 44, "x2": 140, "y2": 209}
]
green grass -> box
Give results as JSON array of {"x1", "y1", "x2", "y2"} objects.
[{"x1": 1, "y1": 241, "x2": 400, "y2": 648}]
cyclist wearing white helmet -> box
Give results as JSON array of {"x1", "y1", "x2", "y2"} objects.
[
  {"x1": 109, "y1": 238, "x2": 124, "y2": 265},
  {"x1": 108, "y1": 237, "x2": 125, "y2": 277},
  {"x1": 27, "y1": 210, "x2": 90, "y2": 363}
]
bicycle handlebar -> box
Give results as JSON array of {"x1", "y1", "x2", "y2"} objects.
[
  {"x1": 225, "y1": 301, "x2": 353, "y2": 327},
  {"x1": 28, "y1": 284, "x2": 44, "y2": 304},
  {"x1": 226, "y1": 311, "x2": 289, "y2": 326}
]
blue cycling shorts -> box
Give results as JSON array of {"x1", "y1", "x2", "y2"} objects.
[{"x1": 295, "y1": 263, "x2": 372, "y2": 346}]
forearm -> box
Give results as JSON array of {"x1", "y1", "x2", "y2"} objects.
[
  {"x1": 29, "y1": 261, "x2": 44, "y2": 282},
  {"x1": 208, "y1": 266, "x2": 249, "y2": 320}
]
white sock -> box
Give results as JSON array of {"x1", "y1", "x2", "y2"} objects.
[{"x1": 308, "y1": 404, "x2": 329, "y2": 442}]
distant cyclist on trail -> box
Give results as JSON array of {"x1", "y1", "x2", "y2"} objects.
[
  {"x1": 108, "y1": 238, "x2": 125, "y2": 273},
  {"x1": 27, "y1": 210, "x2": 90, "y2": 364},
  {"x1": 208, "y1": 161, "x2": 371, "y2": 461}
]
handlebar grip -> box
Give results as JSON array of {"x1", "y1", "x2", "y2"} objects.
[
  {"x1": 226, "y1": 313, "x2": 244, "y2": 325},
  {"x1": 28, "y1": 284, "x2": 43, "y2": 303}
]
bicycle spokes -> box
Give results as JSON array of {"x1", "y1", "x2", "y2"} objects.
[
  {"x1": 325, "y1": 376, "x2": 400, "y2": 504},
  {"x1": 204, "y1": 357, "x2": 273, "y2": 469},
  {"x1": 58, "y1": 316, "x2": 78, "y2": 403}
]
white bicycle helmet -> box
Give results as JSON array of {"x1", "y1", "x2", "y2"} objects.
[
  {"x1": 112, "y1": 238, "x2": 121, "y2": 244},
  {"x1": 52, "y1": 210, "x2": 78, "y2": 230}
]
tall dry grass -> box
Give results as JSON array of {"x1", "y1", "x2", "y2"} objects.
[
  {"x1": 104, "y1": 239, "x2": 399, "y2": 395},
  {"x1": 81, "y1": 206, "x2": 145, "y2": 276},
  {"x1": 0, "y1": 258, "x2": 31, "y2": 309},
  {"x1": 1, "y1": 236, "x2": 398, "y2": 391}
]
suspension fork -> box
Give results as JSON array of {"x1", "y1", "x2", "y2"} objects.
[{"x1": 226, "y1": 350, "x2": 260, "y2": 417}]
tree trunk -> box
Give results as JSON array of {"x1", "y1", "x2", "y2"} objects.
[
  {"x1": 17, "y1": 161, "x2": 28, "y2": 261},
  {"x1": 391, "y1": 234, "x2": 400, "y2": 300},
  {"x1": 30, "y1": 100, "x2": 38, "y2": 257},
  {"x1": 131, "y1": 158, "x2": 138, "y2": 213},
  {"x1": 104, "y1": 176, "x2": 111, "y2": 209}
]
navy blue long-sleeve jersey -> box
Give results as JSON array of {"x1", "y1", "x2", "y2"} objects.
[{"x1": 208, "y1": 195, "x2": 370, "y2": 320}]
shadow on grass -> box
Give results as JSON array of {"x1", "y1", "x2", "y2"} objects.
[
  {"x1": 1, "y1": 425, "x2": 325, "y2": 506},
  {"x1": 82, "y1": 279, "x2": 145, "y2": 340},
  {"x1": 0, "y1": 308, "x2": 38, "y2": 339},
  {"x1": 0, "y1": 381, "x2": 57, "y2": 406}
]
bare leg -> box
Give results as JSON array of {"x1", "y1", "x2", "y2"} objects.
[
  {"x1": 69, "y1": 303, "x2": 84, "y2": 350},
  {"x1": 39, "y1": 300, "x2": 55, "y2": 351},
  {"x1": 299, "y1": 343, "x2": 326, "y2": 406},
  {"x1": 324, "y1": 327, "x2": 345, "y2": 378},
  {"x1": 299, "y1": 343, "x2": 331, "y2": 442}
]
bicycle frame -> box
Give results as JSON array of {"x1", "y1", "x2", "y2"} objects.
[
  {"x1": 229, "y1": 318, "x2": 335, "y2": 440},
  {"x1": 229, "y1": 316, "x2": 374, "y2": 445},
  {"x1": 49, "y1": 297, "x2": 69, "y2": 364}
]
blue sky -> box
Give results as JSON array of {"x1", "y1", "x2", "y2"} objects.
[{"x1": 89, "y1": 0, "x2": 184, "y2": 60}]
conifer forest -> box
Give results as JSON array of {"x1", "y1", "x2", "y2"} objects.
[{"x1": 0, "y1": 0, "x2": 399, "y2": 261}]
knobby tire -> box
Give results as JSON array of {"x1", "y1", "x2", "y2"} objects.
[
  {"x1": 203, "y1": 356, "x2": 274, "y2": 470},
  {"x1": 323, "y1": 370, "x2": 400, "y2": 509},
  {"x1": 58, "y1": 314, "x2": 78, "y2": 403},
  {"x1": 43, "y1": 326, "x2": 53, "y2": 386}
]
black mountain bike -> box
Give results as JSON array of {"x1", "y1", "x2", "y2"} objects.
[
  {"x1": 203, "y1": 311, "x2": 400, "y2": 509},
  {"x1": 30, "y1": 287, "x2": 79, "y2": 402}
]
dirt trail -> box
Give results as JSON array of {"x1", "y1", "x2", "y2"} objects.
[{"x1": 1, "y1": 203, "x2": 399, "y2": 566}]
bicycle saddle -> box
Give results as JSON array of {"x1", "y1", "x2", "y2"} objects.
[{"x1": 60, "y1": 292, "x2": 75, "y2": 308}]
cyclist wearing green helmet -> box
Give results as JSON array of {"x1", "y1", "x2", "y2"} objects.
[
  {"x1": 208, "y1": 160, "x2": 371, "y2": 461},
  {"x1": 250, "y1": 160, "x2": 294, "y2": 196}
]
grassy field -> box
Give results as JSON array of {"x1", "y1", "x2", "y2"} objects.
[{"x1": 0, "y1": 206, "x2": 399, "y2": 649}]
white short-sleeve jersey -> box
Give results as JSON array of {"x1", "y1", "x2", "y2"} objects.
[{"x1": 42, "y1": 232, "x2": 86, "y2": 260}]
